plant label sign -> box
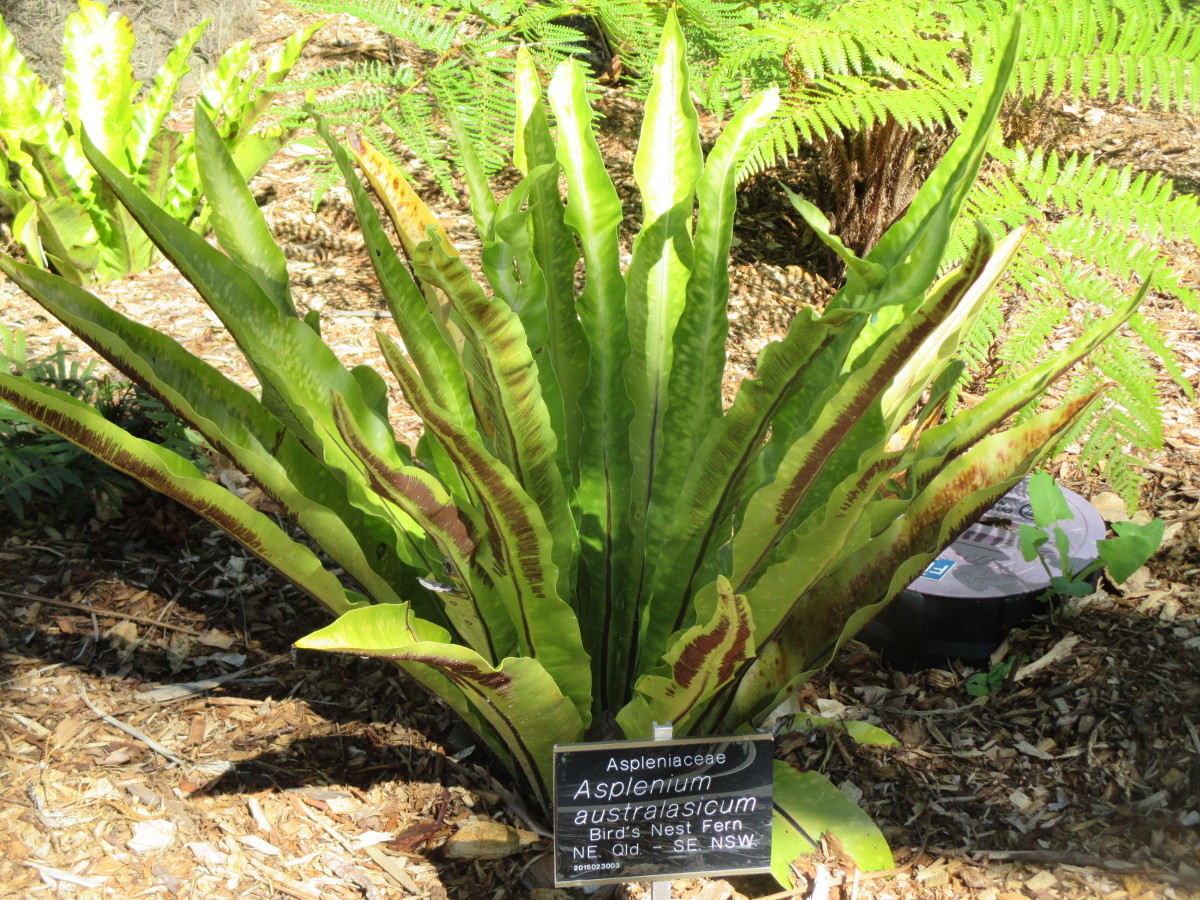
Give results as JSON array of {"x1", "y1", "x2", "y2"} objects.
[{"x1": 553, "y1": 733, "x2": 773, "y2": 887}]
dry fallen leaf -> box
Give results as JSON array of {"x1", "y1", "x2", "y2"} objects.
[
  {"x1": 441, "y1": 817, "x2": 530, "y2": 860},
  {"x1": 1090, "y1": 491, "x2": 1129, "y2": 522},
  {"x1": 105, "y1": 620, "x2": 140, "y2": 659}
]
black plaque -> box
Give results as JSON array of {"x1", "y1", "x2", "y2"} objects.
[{"x1": 554, "y1": 733, "x2": 773, "y2": 887}]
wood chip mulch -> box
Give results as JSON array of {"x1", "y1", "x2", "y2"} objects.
[
  {"x1": 0, "y1": 507, "x2": 544, "y2": 899},
  {"x1": 3, "y1": 3, "x2": 1200, "y2": 898}
]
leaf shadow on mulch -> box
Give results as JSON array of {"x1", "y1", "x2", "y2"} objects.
[
  {"x1": 3, "y1": 472, "x2": 1200, "y2": 899},
  {"x1": 2, "y1": 4, "x2": 1199, "y2": 890},
  {"x1": 1, "y1": 491, "x2": 549, "y2": 898}
]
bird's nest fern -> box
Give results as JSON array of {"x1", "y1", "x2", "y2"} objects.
[{"x1": 277, "y1": 0, "x2": 1199, "y2": 506}]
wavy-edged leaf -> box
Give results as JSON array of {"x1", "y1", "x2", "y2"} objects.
[
  {"x1": 63, "y1": 0, "x2": 138, "y2": 167},
  {"x1": 820, "y1": 11, "x2": 1022, "y2": 373},
  {"x1": 0, "y1": 14, "x2": 89, "y2": 200},
  {"x1": 309, "y1": 114, "x2": 475, "y2": 436},
  {"x1": 547, "y1": 58, "x2": 635, "y2": 706},
  {"x1": 79, "y1": 129, "x2": 439, "y2": 574},
  {"x1": 472, "y1": 165, "x2": 584, "y2": 593},
  {"x1": 771, "y1": 763, "x2": 893, "y2": 887},
  {"x1": 864, "y1": 13, "x2": 1021, "y2": 279},
  {"x1": 376, "y1": 335, "x2": 591, "y2": 721},
  {"x1": 618, "y1": 576, "x2": 754, "y2": 739},
  {"x1": 33, "y1": 198, "x2": 98, "y2": 284},
  {"x1": 0, "y1": 374, "x2": 362, "y2": 617},
  {"x1": 880, "y1": 223, "x2": 1030, "y2": 425},
  {"x1": 513, "y1": 48, "x2": 589, "y2": 468},
  {"x1": 19, "y1": 139, "x2": 90, "y2": 207},
  {"x1": 343, "y1": 125, "x2": 470, "y2": 386},
  {"x1": 329, "y1": 392, "x2": 512, "y2": 660},
  {"x1": 347, "y1": 128, "x2": 457, "y2": 259},
  {"x1": 723, "y1": 389, "x2": 1104, "y2": 729},
  {"x1": 641, "y1": 307, "x2": 856, "y2": 673},
  {"x1": 128, "y1": 21, "x2": 207, "y2": 168},
  {"x1": 81, "y1": 128, "x2": 401, "y2": 465},
  {"x1": 227, "y1": 20, "x2": 325, "y2": 136},
  {"x1": 644, "y1": 89, "x2": 781, "y2": 575},
  {"x1": 0, "y1": 253, "x2": 426, "y2": 613},
  {"x1": 295, "y1": 603, "x2": 586, "y2": 809},
  {"x1": 731, "y1": 230, "x2": 996, "y2": 599},
  {"x1": 624, "y1": 9, "x2": 702, "y2": 579},
  {"x1": 195, "y1": 37, "x2": 250, "y2": 123},
  {"x1": 136, "y1": 131, "x2": 184, "y2": 208},
  {"x1": 407, "y1": 238, "x2": 576, "y2": 589},
  {"x1": 194, "y1": 108, "x2": 293, "y2": 317}
]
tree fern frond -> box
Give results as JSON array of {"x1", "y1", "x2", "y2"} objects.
[
  {"x1": 741, "y1": 78, "x2": 976, "y2": 176},
  {"x1": 1003, "y1": 146, "x2": 1200, "y2": 246},
  {"x1": 991, "y1": 277, "x2": 1070, "y2": 384},
  {"x1": 1127, "y1": 311, "x2": 1194, "y2": 398},
  {"x1": 290, "y1": 0, "x2": 466, "y2": 49},
  {"x1": 372, "y1": 110, "x2": 456, "y2": 194},
  {"x1": 428, "y1": 59, "x2": 518, "y2": 175},
  {"x1": 594, "y1": 0, "x2": 667, "y2": 80},
  {"x1": 950, "y1": 130, "x2": 1196, "y2": 500}
]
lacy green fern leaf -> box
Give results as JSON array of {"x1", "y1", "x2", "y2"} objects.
[
  {"x1": 281, "y1": 0, "x2": 588, "y2": 193},
  {"x1": 955, "y1": 141, "x2": 1200, "y2": 506},
  {"x1": 739, "y1": 0, "x2": 1199, "y2": 176}
]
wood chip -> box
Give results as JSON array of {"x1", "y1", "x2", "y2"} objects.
[
  {"x1": 1014, "y1": 634, "x2": 1081, "y2": 682},
  {"x1": 23, "y1": 861, "x2": 108, "y2": 888},
  {"x1": 1025, "y1": 869, "x2": 1058, "y2": 891},
  {"x1": 127, "y1": 819, "x2": 176, "y2": 855},
  {"x1": 239, "y1": 834, "x2": 282, "y2": 856}
]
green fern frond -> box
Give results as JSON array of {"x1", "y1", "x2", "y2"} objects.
[
  {"x1": 292, "y1": 0, "x2": 466, "y2": 48},
  {"x1": 991, "y1": 277, "x2": 1070, "y2": 384},
  {"x1": 741, "y1": 79, "x2": 975, "y2": 178},
  {"x1": 279, "y1": 0, "x2": 593, "y2": 189},
  {"x1": 378, "y1": 102, "x2": 456, "y2": 192},
  {"x1": 738, "y1": 0, "x2": 1199, "y2": 177},
  {"x1": 593, "y1": 0, "x2": 666, "y2": 77},
  {"x1": 1006, "y1": 145, "x2": 1200, "y2": 246},
  {"x1": 953, "y1": 133, "x2": 1198, "y2": 502},
  {"x1": 428, "y1": 56, "x2": 518, "y2": 174},
  {"x1": 1127, "y1": 312, "x2": 1194, "y2": 397},
  {"x1": 279, "y1": 60, "x2": 420, "y2": 96},
  {"x1": 1007, "y1": 0, "x2": 1200, "y2": 110}
]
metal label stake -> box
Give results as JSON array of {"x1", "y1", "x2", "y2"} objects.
[{"x1": 651, "y1": 722, "x2": 673, "y2": 900}]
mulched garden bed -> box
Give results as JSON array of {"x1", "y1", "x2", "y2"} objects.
[{"x1": 2, "y1": 2, "x2": 1199, "y2": 897}]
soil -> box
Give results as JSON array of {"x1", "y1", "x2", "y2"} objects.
[
  {"x1": 2, "y1": 3, "x2": 1199, "y2": 899},
  {"x1": 1, "y1": 0, "x2": 259, "y2": 84}
]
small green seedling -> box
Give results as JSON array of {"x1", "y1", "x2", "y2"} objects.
[
  {"x1": 965, "y1": 656, "x2": 1019, "y2": 697},
  {"x1": 1019, "y1": 471, "x2": 1164, "y2": 599}
]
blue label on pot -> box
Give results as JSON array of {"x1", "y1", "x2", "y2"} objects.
[
  {"x1": 920, "y1": 558, "x2": 956, "y2": 581},
  {"x1": 904, "y1": 477, "x2": 1107, "y2": 600}
]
